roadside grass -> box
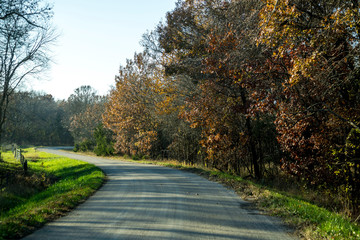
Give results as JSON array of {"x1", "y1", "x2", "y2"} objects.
[
  {"x1": 121, "y1": 157, "x2": 360, "y2": 240},
  {"x1": 0, "y1": 148, "x2": 105, "y2": 240}
]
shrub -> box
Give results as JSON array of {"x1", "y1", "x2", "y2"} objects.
[
  {"x1": 93, "y1": 124, "x2": 114, "y2": 156},
  {"x1": 73, "y1": 139, "x2": 95, "y2": 152}
]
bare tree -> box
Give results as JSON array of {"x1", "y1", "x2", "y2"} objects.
[{"x1": 0, "y1": 0, "x2": 56, "y2": 142}]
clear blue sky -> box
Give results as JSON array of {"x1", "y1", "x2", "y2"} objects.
[{"x1": 30, "y1": 0, "x2": 177, "y2": 100}]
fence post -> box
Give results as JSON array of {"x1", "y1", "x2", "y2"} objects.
[
  {"x1": 15, "y1": 149, "x2": 20, "y2": 159},
  {"x1": 20, "y1": 154, "x2": 27, "y2": 173},
  {"x1": 13, "y1": 146, "x2": 27, "y2": 173}
]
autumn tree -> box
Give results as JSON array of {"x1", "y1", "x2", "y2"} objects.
[
  {"x1": 155, "y1": 0, "x2": 285, "y2": 178},
  {"x1": 259, "y1": 0, "x2": 360, "y2": 215},
  {"x1": 69, "y1": 98, "x2": 106, "y2": 144},
  {"x1": 142, "y1": 28, "x2": 204, "y2": 162},
  {"x1": 0, "y1": 0, "x2": 56, "y2": 142},
  {"x1": 62, "y1": 85, "x2": 99, "y2": 125},
  {"x1": 61, "y1": 85, "x2": 104, "y2": 145},
  {"x1": 103, "y1": 52, "x2": 160, "y2": 157}
]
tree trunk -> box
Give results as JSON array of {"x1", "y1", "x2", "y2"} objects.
[
  {"x1": 240, "y1": 87, "x2": 261, "y2": 179},
  {"x1": 246, "y1": 116, "x2": 261, "y2": 179}
]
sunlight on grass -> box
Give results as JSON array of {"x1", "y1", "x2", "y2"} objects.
[
  {"x1": 0, "y1": 148, "x2": 105, "y2": 240},
  {"x1": 259, "y1": 192, "x2": 360, "y2": 240}
]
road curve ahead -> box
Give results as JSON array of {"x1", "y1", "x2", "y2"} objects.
[{"x1": 24, "y1": 148, "x2": 296, "y2": 240}]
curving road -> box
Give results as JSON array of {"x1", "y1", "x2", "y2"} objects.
[{"x1": 23, "y1": 148, "x2": 296, "y2": 240}]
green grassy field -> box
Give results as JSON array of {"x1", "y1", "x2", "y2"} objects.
[{"x1": 0, "y1": 148, "x2": 105, "y2": 239}]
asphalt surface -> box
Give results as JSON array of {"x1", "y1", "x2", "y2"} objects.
[{"x1": 23, "y1": 148, "x2": 296, "y2": 240}]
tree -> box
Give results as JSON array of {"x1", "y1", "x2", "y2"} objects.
[
  {"x1": 258, "y1": 0, "x2": 360, "y2": 215},
  {"x1": 3, "y1": 91, "x2": 73, "y2": 145},
  {"x1": 103, "y1": 52, "x2": 160, "y2": 157},
  {"x1": 69, "y1": 99, "x2": 106, "y2": 144},
  {"x1": 0, "y1": 0, "x2": 56, "y2": 142},
  {"x1": 62, "y1": 85, "x2": 99, "y2": 125},
  {"x1": 61, "y1": 85, "x2": 105, "y2": 144},
  {"x1": 154, "y1": 0, "x2": 284, "y2": 178}
]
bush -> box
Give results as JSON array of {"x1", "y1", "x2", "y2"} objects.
[
  {"x1": 93, "y1": 124, "x2": 114, "y2": 156},
  {"x1": 73, "y1": 139, "x2": 95, "y2": 152}
]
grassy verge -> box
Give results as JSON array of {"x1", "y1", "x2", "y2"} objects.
[
  {"x1": 120, "y1": 156, "x2": 360, "y2": 240},
  {"x1": 0, "y1": 148, "x2": 105, "y2": 239}
]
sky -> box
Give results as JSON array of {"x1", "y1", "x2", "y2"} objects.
[{"x1": 28, "y1": 0, "x2": 177, "y2": 100}]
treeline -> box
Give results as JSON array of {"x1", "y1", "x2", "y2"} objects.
[
  {"x1": 98, "y1": 0, "x2": 360, "y2": 217},
  {"x1": 3, "y1": 91, "x2": 72, "y2": 145},
  {"x1": 2, "y1": 86, "x2": 107, "y2": 148}
]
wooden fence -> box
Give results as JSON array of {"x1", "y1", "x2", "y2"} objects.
[
  {"x1": 12, "y1": 144, "x2": 27, "y2": 173},
  {"x1": 0, "y1": 144, "x2": 27, "y2": 187}
]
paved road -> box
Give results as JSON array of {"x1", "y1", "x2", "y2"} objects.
[{"x1": 24, "y1": 148, "x2": 296, "y2": 240}]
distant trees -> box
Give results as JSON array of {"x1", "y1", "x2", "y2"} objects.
[
  {"x1": 3, "y1": 91, "x2": 73, "y2": 145},
  {"x1": 63, "y1": 85, "x2": 100, "y2": 122},
  {"x1": 2, "y1": 86, "x2": 109, "y2": 148},
  {"x1": 0, "y1": 0, "x2": 57, "y2": 142},
  {"x1": 62, "y1": 85, "x2": 105, "y2": 144}
]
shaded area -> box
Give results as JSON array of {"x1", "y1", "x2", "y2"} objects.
[{"x1": 0, "y1": 154, "x2": 55, "y2": 213}]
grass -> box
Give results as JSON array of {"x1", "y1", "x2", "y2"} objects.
[
  {"x1": 0, "y1": 148, "x2": 105, "y2": 239},
  {"x1": 259, "y1": 192, "x2": 360, "y2": 239}
]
